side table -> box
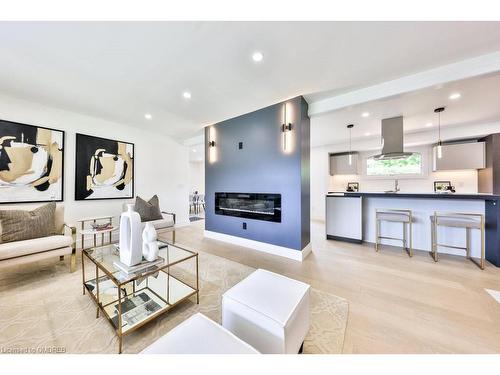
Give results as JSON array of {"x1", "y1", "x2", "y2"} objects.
[{"x1": 77, "y1": 216, "x2": 118, "y2": 250}]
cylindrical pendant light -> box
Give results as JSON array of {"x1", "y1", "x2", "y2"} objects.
[
  {"x1": 434, "y1": 107, "x2": 445, "y2": 159},
  {"x1": 347, "y1": 124, "x2": 354, "y2": 165}
]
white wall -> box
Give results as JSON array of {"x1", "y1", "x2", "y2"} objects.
[
  {"x1": 189, "y1": 161, "x2": 205, "y2": 194},
  {"x1": 0, "y1": 93, "x2": 190, "y2": 226}
]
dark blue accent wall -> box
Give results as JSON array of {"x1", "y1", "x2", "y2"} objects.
[{"x1": 205, "y1": 96, "x2": 310, "y2": 251}]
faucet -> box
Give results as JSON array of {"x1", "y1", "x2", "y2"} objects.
[
  {"x1": 394, "y1": 179, "x2": 400, "y2": 192},
  {"x1": 384, "y1": 179, "x2": 401, "y2": 193}
]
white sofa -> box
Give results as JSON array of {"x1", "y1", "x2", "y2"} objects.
[
  {"x1": 122, "y1": 201, "x2": 176, "y2": 242},
  {"x1": 222, "y1": 269, "x2": 310, "y2": 354},
  {"x1": 0, "y1": 204, "x2": 76, "y2": 272},
  {"x1": 141, "y1": 313, "x2": 259, "y2": 354}
]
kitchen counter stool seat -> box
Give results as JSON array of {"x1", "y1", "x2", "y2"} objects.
[
  {"x1": 430, "y1": 212, "x2": 485, "y2": 270},
  {"x1": 375, "y1": 209, "x2": 413, "y2": 257}
]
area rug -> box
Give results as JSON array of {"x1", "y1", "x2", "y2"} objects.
[{"x1": 0, "y1": 250, "x2": 348, "y2": 354}]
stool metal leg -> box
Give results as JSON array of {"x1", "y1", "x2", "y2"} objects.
[
  {"x1": 430, "y1": 216, "x2": 438, "y2": 262},
  {"x1": 409, "y1": 215, "x2": 413, "y2": 257},
  {"x1": 465, "y1": 227, "x2": 471, "y2": 259},
  {"x1": 404, "y1": 221, "x2": 413, "y2": 258},
  {"x1": 402, "y1": 222, "x2": 406, "y2": 249},
  {"x1": 480, "y1": 219, "x2": 485, "y2": 269},
  {"x1": 375, "y1": 215, "x2": 380, "y2": 252},
  {"x1": 469, "y1": 217, "x2": 485, "y2": 270}
]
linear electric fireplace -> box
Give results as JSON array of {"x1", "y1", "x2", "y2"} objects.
[{"x1": 215, "y1": 192, "x2": 281, "y2": 222}]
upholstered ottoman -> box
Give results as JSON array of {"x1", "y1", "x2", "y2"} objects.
[
  {"x1": 141, "y1": 313, "x2": 258, "y2": 354},
  {"x1": 222, "y1": 269, "x2": 310, "y2": 354}
]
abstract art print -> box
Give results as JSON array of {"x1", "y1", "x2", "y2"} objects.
[
  {"x1": 75, "y1": 133, "x2": 134, "y2": 200},
  {"x1": 0, "y1": 119, "x2": 64, "y2": 204}
]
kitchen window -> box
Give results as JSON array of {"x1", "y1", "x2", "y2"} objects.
[{"x1": 366, "y1": 153, "x2": 422, "y2": 176}]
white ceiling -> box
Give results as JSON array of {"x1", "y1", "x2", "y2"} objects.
[
  {"x1": 310, "y1": 72, "x2": 500, "y2": 147},
  {"x1": 2, "y1": 22, "x2": 500, "y2": 141}
]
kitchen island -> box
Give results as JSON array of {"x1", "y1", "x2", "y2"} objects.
[{"x1": 326, "y1": 192, "x2": 500, "y2": 267}]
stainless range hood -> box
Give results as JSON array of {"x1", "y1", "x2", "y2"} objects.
[{"x1": 372, "y1": 116, "x2": 413, "y2": 160}]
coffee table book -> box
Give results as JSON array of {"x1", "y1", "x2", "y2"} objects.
[{"x1": 113, "y1": 256, "x2": 164, "y2": 274}]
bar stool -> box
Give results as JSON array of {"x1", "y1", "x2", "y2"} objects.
[
  {"x1": 375, "y1": 209, "x2": 413, "y2": 257},
  {"x1": 430, "y1": 212, "x2": 485, "y2": 270}
]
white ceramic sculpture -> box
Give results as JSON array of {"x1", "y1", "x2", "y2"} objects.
[
  {"x1": 142, "y1": 222, "x2": 159, "y2": 262},
  {"x1": 119, "y1": 204, "x2": 143, "y2": 266}
]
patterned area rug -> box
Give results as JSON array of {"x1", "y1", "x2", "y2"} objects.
[{"x1": 0, "y1": 250, "x2": 348, "y2": 354}]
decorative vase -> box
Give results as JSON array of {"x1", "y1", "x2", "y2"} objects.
[
  {"x1": 119, "y1": 204, "x2": 143, "y2": 266},
  {"x1": 142, "y1": 222, "x2": 159, "y2": 262}
]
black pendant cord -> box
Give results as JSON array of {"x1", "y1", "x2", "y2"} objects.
[
  {"x1": 438, "y1": 111, "x2": 441, "y2": 144},
  {"x1": 349, "y1": 127, "x2": 352, "y2": 154},
  {"x1": 347, "y1": 124, "x2": 354, "y2": 155}
]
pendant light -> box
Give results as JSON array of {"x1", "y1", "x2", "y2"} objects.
[
  {"x1": 434, "y1": 107, "x2": 445, "y2": 159},
  {"x1": 347, "y1": 124, "x2": 354, "y2": 165}
]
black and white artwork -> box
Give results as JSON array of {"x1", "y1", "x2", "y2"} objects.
[
  {"x1": 75, "y1": 133, "x2": 134, "y2": 200},
  {"x1": 0, "y1": 119, "x2": 64, "y2": 204}
]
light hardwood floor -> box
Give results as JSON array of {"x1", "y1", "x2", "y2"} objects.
[{"x1": 166, "y1": 219, "x2": 500, "y2": 354}]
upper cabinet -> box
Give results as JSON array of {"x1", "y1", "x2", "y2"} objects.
[
  {"x1": 432, "y1": 142, "x2": 485, "y2": 171},
  {"x1": 329, "y1": 153, "x2": 358, "y2": 175}
]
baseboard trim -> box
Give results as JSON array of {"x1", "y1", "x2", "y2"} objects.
[
  {"x1": 327, "y1": 234, "x2": 362, "y2": 244},
  {"x1": 204, "y1": 230, "x2": 311, "y2": 262}
]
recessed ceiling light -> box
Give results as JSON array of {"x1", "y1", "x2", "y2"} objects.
[
  {"x1": 449, "y1": 93, "x2": 461, "y2": 100},
  {"x1": 361, "y1": 112, "x2": 370, "y2": 118},
  {"x1": 252, "y1": 51, "x2": 264, "y2": 62},
  {"x1": 426, "y1": 122, "x2": 433, "y2": 127},
  {"x1": 192, "y1": 149, "x2": 196, "y2": 153},
  {"x1": 364, "y1": 132, "x2": 371, "y2": 136},
  {"x1": 183, "y1": 92, "x2": 192, "y2": 99},
  {"x1": 144, "y1": 113, "x2": 152, "y2": 120}
]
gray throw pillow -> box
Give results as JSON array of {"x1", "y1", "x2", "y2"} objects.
[
  {"x1": 0, "y1": 202, "x2": 57, "y2": 243},
  {"x1": 135, "y1": 195, "x2": 163, "y2": 222}
]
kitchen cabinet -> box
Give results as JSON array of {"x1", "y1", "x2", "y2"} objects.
[
  {"x1": 433, "y1": 142, "x2": 485, "y2": 171},
  {"x1": 326, "y1": 195, "x2": 362, "y2": 242},
  {"x1": 329, "y1": 153, "x2": 358, "y2": 175}
]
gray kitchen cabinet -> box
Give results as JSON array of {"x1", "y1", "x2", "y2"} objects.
[
  {"x1": 432, "y1": 142, "x2": 485, "y2": 171},
  {"x1": 329, "y1": 153, "x2": 358, "y2": 175}
]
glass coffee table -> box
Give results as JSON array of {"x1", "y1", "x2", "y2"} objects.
[{"x1": 81, "y1": 241, "x2": 199, "y2": 353}]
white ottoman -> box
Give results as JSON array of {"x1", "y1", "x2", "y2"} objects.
[
  {"x1": 141, "y1": 313, "x2": 259, "y2": 354},
  {"x1": 222, "y1": 269, "x2": 310, "y2": 354}
]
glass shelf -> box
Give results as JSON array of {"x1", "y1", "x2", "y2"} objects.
[{"x1": 102, "y1": 273, "x2": 197, "y2": 334}]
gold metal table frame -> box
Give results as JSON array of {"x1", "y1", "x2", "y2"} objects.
[{"x1": 82, "y1": 240, "x2": 199, "y2": 353}]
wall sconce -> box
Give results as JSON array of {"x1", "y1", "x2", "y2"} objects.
[
  {"x1": 281, "y1": 102, "x2": 293, "y2": 153},
  {"x1": 208, "y1": 126, "x2": 217, "y2": 163}
]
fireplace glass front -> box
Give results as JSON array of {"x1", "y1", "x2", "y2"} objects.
[{"x1": 215, "y1": 192, "x2": 281, "y2": 222}]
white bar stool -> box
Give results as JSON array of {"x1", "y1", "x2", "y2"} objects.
[
  {"x1": 430, "y1": 212, "x2": 485, "y2": 270},
  {"x1": 375, "y1": 209, "x2": 413, "y2": 257}
]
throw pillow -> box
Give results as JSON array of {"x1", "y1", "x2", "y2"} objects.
[
  {"x1": 0, "y1": 202, "x2": 57, "y2": 243},
  {"x1": 135, "y1": 195, "x2": 163, "y2": 222}
]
